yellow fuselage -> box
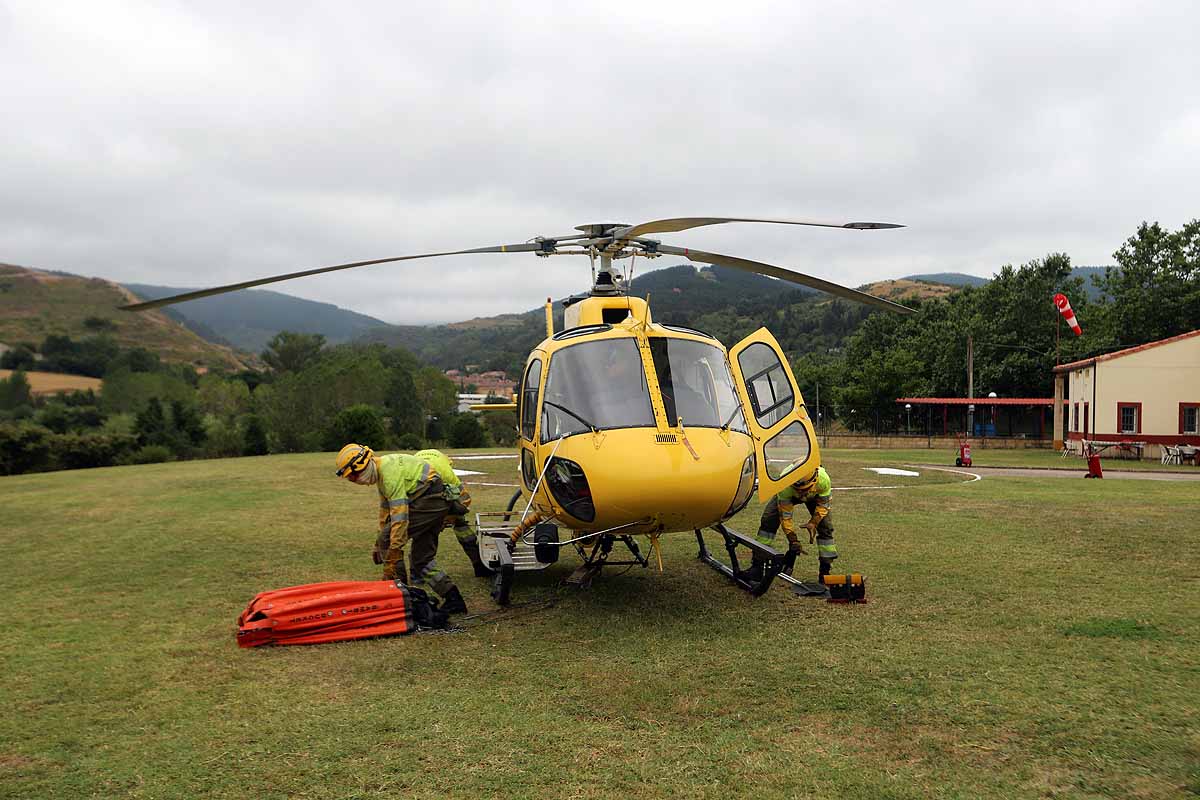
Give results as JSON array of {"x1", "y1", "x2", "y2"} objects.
[{"x1": 515, "y1": 294, "x2": 763, "y2": 536}]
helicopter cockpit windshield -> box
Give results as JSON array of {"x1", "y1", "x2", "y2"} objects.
[
  {"x1": 542, "y1": 338, "x2": 655, "y2": 441},
  {"x1": 648, "y1": 337, "x2": 746, "y2": 433}
]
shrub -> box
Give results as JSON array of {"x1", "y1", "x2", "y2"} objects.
[
  {"x1": 0, "y1": 423, "x2": 54, "y2": 475},
  {"x1": 53, "y1": 432, "x2": 137, "y2": 470},
  {"x1": 128, "y1": 444, "x2": 173, "y2": 464},
  {"x1": 396, "y1": 433, "x2": 424, "y2": 451}
]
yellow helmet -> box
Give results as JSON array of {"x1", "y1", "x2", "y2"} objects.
[
  {"x1": 335, "y1": 443, "x2": 374, "y2": 477},
  {"x1": 793, "y1": 467, "x2": 819, "y2": 492}
]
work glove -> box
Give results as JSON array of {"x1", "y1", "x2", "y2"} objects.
[
  {"x1": 372, "y1": 545, "x2": 383, "y2": 565},
  {"x1": 786, "y1": 534, "x2": 807, "y2": 555},
  {"x1": 804, "y1": 521, "x2": 818, "y2": 544}
]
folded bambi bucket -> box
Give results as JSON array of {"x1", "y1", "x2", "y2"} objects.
[{"x1": 236, "y1": 580, "x2": 447, "y2": 647}]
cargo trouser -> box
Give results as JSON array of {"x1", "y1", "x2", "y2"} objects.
[
  {"x1": 445, "y1": 487, "x2": 486, "y2": 573},
  {"x1": 376, "y1": 477, "x2": 457, "y2": 599},
  {"x1": 755, "y1": 496, "x2": 837, "y2": 568}
]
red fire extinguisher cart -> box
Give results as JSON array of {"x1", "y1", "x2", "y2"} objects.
[
  {"x1": 955, "y1": 434, "x2": 972, "y2": 467},
  {"x1": 1084, "y1": 443, "x2": 1104, "y2": 478}
]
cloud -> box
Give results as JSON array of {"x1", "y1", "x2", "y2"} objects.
[{"x1": 2, "y1": 0, "x2": 1197, "y2": 323}]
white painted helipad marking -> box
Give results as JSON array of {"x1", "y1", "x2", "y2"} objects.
[
  {"x1": 466, "y1": 482, "x2": 520, "y2": 488},
  {"x1": 865, "y1": 467, "x2": 921, "y2": 477},
  {"x1": 452, "y1": 454, "x2": 519, "y2": 460},
  {"x1": 452, "y1": 468, "x2": 484, "y2": 476}
]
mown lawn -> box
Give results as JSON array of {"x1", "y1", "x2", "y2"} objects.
[{"x1": 2, "y1": 449, "x2": 1197, "y2": 799}]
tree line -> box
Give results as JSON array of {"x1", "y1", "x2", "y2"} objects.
[
  {"x1": 0, "y1": 330, "x2": 518, "y2": 475},
  {"x1": 792, "y1": 219, "x2": 1200, "y2": 431}
]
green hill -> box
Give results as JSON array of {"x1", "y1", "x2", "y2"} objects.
[
  {"x1": 123, "y1": 283, "x2": 393, "y2": 353},
  {"x1": 0, "y1": 264, "x2": 252, "y2": 372}
]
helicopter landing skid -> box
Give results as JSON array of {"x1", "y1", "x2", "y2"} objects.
[{"x1": 696, "y1": 523, "x2": 793, "y2": 597}]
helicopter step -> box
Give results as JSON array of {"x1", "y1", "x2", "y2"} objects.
[
  {"x1": 696, "y1": 522, "x2": 792, "y2": 597},
  {"x1": 565, "y1": 534, "x2": 649, "y2": 588},
  {"x1": 475, "y1": 512, "x2": 557, "y2": 606}
]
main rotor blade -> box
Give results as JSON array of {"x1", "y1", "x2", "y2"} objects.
[
  {"x1": 656, "y1": 244, "x2": 914, "y2": 315},
  {"x1": 119, "y1": 242, "x2": 545, "y2": 311},
  {"x1": 614, "y1": 217, "x2": 903, "y2": 240}
]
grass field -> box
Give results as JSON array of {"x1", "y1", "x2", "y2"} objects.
[
  {"x1": 0, "y1": 369, "x2": 102, "y2": 396},
  {"x1": 2, "y1": 449, "x2": 1198, "y2": 799}
]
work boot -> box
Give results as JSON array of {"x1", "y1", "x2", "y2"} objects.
[
  {"x1": 439, "y1": 586, "x2": 468, "y2": 615},
  {"x1": 818, "y1": 558, "x2": 832, "y2": 583},
  {"x1": 455, "y1": 528, "x2": 492, "y2": 577}
]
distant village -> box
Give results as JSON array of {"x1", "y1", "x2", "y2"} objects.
[{"x1": 445, "y1": 368, "x2": 515, "y2": 412}]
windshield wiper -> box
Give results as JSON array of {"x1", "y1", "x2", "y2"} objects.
[
  {"x1": 720, "y1": 403, "x2": 745, "y2": 431},
  {"x1": 543, "y1": 400, "x2": 600, "y2": 434}
]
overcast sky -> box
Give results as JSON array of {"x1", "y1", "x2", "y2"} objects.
[{"x1": 3, "y1": 1, "x2": 1197, "y2": 324}]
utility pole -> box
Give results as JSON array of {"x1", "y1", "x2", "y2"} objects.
[{"x1": 967, "y1": 334, "x2": 974, "y2": 436}]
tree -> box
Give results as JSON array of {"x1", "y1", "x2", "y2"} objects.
[
  {"x1": 197, "y1": 374, "x2": 251, "y2": 419},
  {"x1": 481, "y1": 410, "x2": 518, "y2": 447},
  {"x1": 242, "y1": 414, "x2": 269, "y2": 456},
  {"x1": 135, "y1": 398, "x2": 168, "y2": 446},
  {"x1": 0, "y1": 345, "x2": 35, "y2": 370},
  {"x1": 384, "y1": 366, "x2": 423, "y2": 440},
  {"x1": 414, "y1": 366, "x2": 457, "y2": 438},
  {"x1": 323, "y1": 404, "x2": 389, "y2": 451},
  {"x1": 0, "y1": 370, "x2": 33, "y2": 410},
  {"x1": 448, "y1": 413, "x2": 488, "y2": 448},
  {"x1": 262, "y1": 331, "x2": 326, "y2": 373},
  {"x1": 1094, "y1": 220, "x2": 1200, "y2": 347}
]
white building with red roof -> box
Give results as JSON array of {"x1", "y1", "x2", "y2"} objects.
[{"x1": 1052, "y1": 329, "x2": 1200, "y2": 456}]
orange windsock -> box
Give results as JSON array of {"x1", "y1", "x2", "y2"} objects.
[{"x1": 1054, "y1": 293, "x2": 1082, "y2": 336}]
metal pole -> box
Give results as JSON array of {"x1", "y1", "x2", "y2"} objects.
[{"x1": 967, "y1": 334, "x2": 974, "y2": 436}]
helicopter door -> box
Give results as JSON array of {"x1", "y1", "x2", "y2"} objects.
[{"x1": 727, "y1": 328, "x2": 819, "y2": 500}]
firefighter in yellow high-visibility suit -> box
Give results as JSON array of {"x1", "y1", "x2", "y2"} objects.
[
  {"x1": 335, "y1": 443, "x2": 468, "y2": 614},
  {"x1": 743, "y1": 465, "x2": 837, "y2": 583},
  {"x1": 413, "y1": 448, "x2": 490, "y2": 577}
]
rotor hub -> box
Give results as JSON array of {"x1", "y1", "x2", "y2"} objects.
[{"x1": 574, "y1": 223, "x2": 631, "y2": 237}]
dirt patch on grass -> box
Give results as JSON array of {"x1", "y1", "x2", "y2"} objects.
[{"x1": 0, "y1": 753, "x2": 41, "y2": 769}]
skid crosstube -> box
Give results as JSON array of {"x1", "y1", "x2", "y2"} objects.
[{"x1": 696, "y1": 522, "x2": 793, "y2": 596}]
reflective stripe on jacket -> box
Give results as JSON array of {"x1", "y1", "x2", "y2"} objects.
[
  {"x1": 778, "y1": 466, "x2": 832, "y2": 537},
  {"x1": 377, "y1": 454, "x2": 434, "y2": 555}
]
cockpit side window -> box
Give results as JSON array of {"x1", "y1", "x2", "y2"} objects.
[
  {"x1": 519, "y1": 358, "x2": 542, "y2": 441},
  {"x1": 541, "y1": 338, "x2": 654, "y2": 442},
  {"x1": 648, "y1": 337, "x2": 746, "y2": 432}
]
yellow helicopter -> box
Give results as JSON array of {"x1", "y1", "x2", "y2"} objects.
[{"x1": 123, "y1": 217, "x2": 912, "y2": 601}]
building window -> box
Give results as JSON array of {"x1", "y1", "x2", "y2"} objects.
[
  {"x1": 1181, "y1": 403, "x2": 1200, "y2": 435},
  {"x1": 1117, "y1": 402, "x2": 1141, "y2": 435}
]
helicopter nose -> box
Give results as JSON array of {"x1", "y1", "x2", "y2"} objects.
[{"x1": 547, "y1": 429, "x2": 751, "y2": 532}]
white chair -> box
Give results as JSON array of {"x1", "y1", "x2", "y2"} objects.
[
  {"x1": 1180, "y1": 445, "x2": 1198, "y2": 466},
  {"x1": 1161, "y1": 445, "x2": 1179, "y2": 465}
]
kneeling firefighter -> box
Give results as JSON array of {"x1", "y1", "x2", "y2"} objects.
[
  {"x1": 745, "y1": 464, "x2": 838, "y2": 582},
  {"x1": 413, "y1": 448, "x2": 490, "y2": 578},
  {"x1": 335, "y1": 443, "x2": 468, "y2": 615}
]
